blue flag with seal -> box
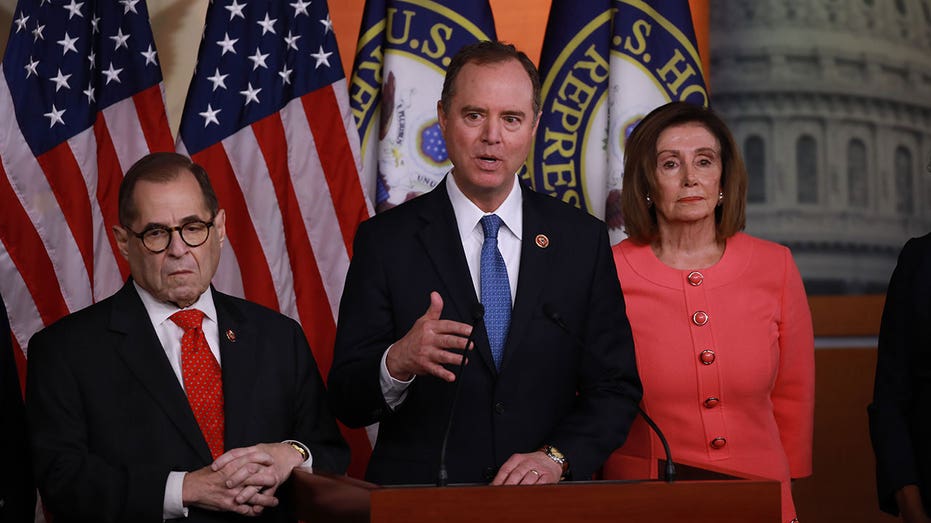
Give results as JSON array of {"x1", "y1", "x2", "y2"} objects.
[
  {"x1": 349, "y1": 0, "x2": 496, "y2": 212},
  {"x1": 528, "y1": 0, "x2": 707, "y2": 243}
]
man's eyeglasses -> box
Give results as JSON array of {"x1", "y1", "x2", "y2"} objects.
[{"x1": 126, "y1": 220, "x2": 214, "y2": 254}]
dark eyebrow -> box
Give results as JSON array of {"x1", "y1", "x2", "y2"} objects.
[{"x1": 139, "y1": 215, "x2": 209, "y2": 230}]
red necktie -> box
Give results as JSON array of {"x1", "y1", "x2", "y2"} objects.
[{"x1": 170, "y1": 309, "x2": 225, "y2": 459}]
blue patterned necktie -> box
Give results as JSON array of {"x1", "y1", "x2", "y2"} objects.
[{"x1": 480, "y1": 214, "x2": 511, "y2": 369}]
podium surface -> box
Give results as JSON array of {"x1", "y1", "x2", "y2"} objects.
[{"x1": 293, "y1": 470, "x2": 780, "y2": 523}]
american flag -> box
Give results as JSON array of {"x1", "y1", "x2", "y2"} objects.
[
  {"x1": 176, "y1": 0, "x2": 373, "y2": 475},
  {"x1": 0, "y1": 0, "x2": 173, "y2": 380}
]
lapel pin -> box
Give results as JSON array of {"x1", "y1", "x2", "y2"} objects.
[
  {"x1": 535, "y1": 234, "x2": 550, "y2": 249},
  {"x1": 226, "y1": 329, "x2": 236, "y2": 342}
]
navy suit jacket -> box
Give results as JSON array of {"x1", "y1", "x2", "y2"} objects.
[
  {"x1": 870, "y1": 233, "x2": 931, "y2": 515},
  {"x1": 1, "y1": 295, "x2": 35, "y2": 523},
  {"x1": 27, "y1": 282, "x2": 349, "y2": 522},
  {"x1": 328, "y1": 179, "x2": 642, "y2": 485}
]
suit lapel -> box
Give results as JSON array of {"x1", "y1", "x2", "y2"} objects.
[
  {"x1": 416, "y1": 180, "x2": 497, "y2": 373},
  {"x1": 500, "y1": 187, "x2": 553, "y2": 372},
  {"x1": 213, "y1": 290, "x2": 260, "y2": 450},
  {"x1": 111, "y1": 282, "x2": 212, "y2": 462}
]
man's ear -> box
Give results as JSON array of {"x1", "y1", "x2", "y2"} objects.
[
  {"x1": 437, "y1": 100, "x2": 447, "y2": 135},
  {"x1": 213, "y1": 209, "x2": 226, "y2": 244},
  {"x1": 112, "y1": 225, "x2": 130, "y2": 261}
]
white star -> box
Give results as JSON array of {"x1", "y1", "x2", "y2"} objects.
[
  {"x1": 119, "y1": 0, "x2": 140, "y2": 14},
  {"x1": 23, "y1": 57, "x2": 39, "y2": 78},
  {"x1": 216, "y1": 32, "x2": 238, "y2": 55},
  {"x1": 110, "y1": 28, "x2": 130, "y2": 50},
  {"x1": 44, "y1": 104, "x2": 66, "y2": 128},
  {"x1": 248, "y1": 47, "x2": 270, "y2": 70},
  {"x1": 279, "y1": 65, "x2": 293, "y2": 85},
  {"x1": 240, "y1": 82, "x2": 262, "y2": 105},
  {"x1": 14, "y1": 12, "x2": 29, "y2": 33},
  {"x1": 207, "y1": 68, "x2": 228, "y2": 91},
  {"x1": 199, "y1": 104, "x2": 221, "y2": 127},
  {"x1": 140, "y1": 44, "x2": 157, "y2": 66},
  {"x1": 32, "y1": 22, "x2": 45, "y2": 42},
  {"x1": 290, "y1": 0, "x2": 311, "y2": 17},
  {"x1": 83, "y1": 85, "x2": 95, "y2": 103},
  {"x1": 87, "y1": 50, "x2": 96, "y2": 70},
  {"x1": 64, "y1": 0, "x2": 84, "y2": 19},
  {"x1": 284, "y1": 30, "x2": 301, "y2": 51},
  {"x1": 91, "y1": 15, "x2": 100, "y2": 34},
  {"x1": 50, "y1": 68, "x2": 72, "y2": 92},
  {"x1": 320, "y1": 14, "x2": 333, "y2": 34},
  {"x1": 225, "y1": 0, "x2": 246, "y2": 20},
  {"x1": 257, "y1": 13, "x2": 277, "y2": 35},
  {"x1": 57, "y1": 32, "x2": 79, "y2": 55},
  {"x1": 102, "y1": 62, "x2": 123, "y2": 84},
  {"x1": 310, "y1": 46, "x2": 332, "y2": 69}
]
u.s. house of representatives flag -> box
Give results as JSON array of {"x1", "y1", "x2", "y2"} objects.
[
  {"x1": 528, "y1": 0, "x2": 707, "y2": 243},
  {"x1": 350, "y1": 0, "x2": 496, "y2": 212},
  {"x1": 0, "y1": 0, "x2": 173, "y2": 366}
]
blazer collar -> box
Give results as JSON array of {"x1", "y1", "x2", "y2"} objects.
[
  {"x1": 110, "y1": 281, "x2": 213, "y2": 462},
  {"x1": 109, "y1": 282, "x2": 262, "y2": 460},
  {"x1": 416, "y1": 179, "x2": 496, "y2": 373},
  {"x1": 498, "y1": 185, "x2": 553, "y2": 372}
]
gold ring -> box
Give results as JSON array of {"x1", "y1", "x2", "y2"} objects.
[{"x1": 529, "y1": 469, "x2": 540, "y2": 476}]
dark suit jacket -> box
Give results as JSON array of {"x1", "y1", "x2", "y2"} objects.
[
  {"x1": 26, "y1": 282, "x2": 349, "y2": 523},
  {"x1": 1, "y1": 296, "x2": 35, "y2": 523},
  {"x1": 328, "y1": 179, "x2": 642, "y2": 485},
  {"x1": 870, "y1": 233, "x2": 931, "y2": 515}
]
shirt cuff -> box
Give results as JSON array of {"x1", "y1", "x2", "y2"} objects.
[
  {"x1": 380, "y1": 344, "x2": 414, "y2": 409},
  {"x1": 164, "y1": 471, "x2": 188, "y2": 519},
  {"x1": 284, "y1": 439, "x2": 315, "y2": 472}
]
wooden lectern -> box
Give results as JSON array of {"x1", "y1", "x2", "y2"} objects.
[{"x1": 291, "y1": 465, "x2": 781, "y2": 523}]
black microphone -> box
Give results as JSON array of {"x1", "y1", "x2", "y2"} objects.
[
  {"x1": 542, "y1": 303, "x2": 677, "y2": 483},
  {"x1": 437, "y1": 303, "x2": 485, "y2": 487}
]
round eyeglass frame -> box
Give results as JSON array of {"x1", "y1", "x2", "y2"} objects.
[{"x1": 126, "y1": 220, "x2": 215, "y2": 254}]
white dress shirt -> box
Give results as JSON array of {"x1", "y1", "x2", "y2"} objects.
[{"x1": 379, "y1": 173, "x2": 523, "y2": 408}]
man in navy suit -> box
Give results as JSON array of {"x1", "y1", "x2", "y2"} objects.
[
  {"x1": 27, "y1": 152, "x2": 348, "y2": 522},
  {"x1": 870, "y1": 233, "x2": 931, "y2": 522},
  {"x1": 329, "y1": 41, "x2": 642, "y2": 486}
]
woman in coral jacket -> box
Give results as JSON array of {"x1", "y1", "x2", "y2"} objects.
[{"x1": 603, "y1": 102, "x2": 814, "y2": 523}]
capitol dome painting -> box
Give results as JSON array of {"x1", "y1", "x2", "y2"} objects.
[{"x1": 710, "y1": 0, "x2": 931, "y2": 294}]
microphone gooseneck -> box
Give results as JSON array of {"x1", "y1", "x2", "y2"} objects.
[
  {"x1": 437, "y1": 303, "x2": 485, "y2": 487},
  {"x1": 542, "y1": 303, "x2": 676, "y2": 483}
]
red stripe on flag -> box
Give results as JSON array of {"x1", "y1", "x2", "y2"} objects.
[
  {"x1": 133, "y1": 85, "x2": 174, "y2": 153},
  {"x1": 35, "y1": 143, "x2": 95, "y2": 285},
  {"x1": 192, "y1": 143, "x2": 280, "y2": 311},
  {"x1": 0, "y1": 165, "x2": 70, "y2": 326},
  {"x1": 251, "y1": 113, "x2": 337, "y2": 373},
  {"x1": 12, "y1": 336, "x2": 26, "y2": 399},
  {"x1": 93, "y1": 116, "x2": 130, "y2": 280},
  {"x1": 300, "y1": 86, "x2": 368, "y2": 256}
]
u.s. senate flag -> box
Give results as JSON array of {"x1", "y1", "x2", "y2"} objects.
[
  {"x1": 175, "y1": 0, "x2": 373, "y2": 475},
  {"x1": 0, "y1": 0, "x2": 173, "y2": 374}
]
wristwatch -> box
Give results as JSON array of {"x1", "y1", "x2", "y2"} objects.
[
  {"x1": 539, "y1": 444, "x2": 569, "y2": 477},
  {"x1": 283, "y1": 439, "x2": 310, "y2": 462}
]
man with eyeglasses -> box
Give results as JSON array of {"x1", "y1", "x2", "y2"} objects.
[{"x1": 26, "y1": 152, "x2": 349, "y2": 523}]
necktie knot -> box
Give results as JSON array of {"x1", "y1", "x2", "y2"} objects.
[
  {"x1": 170, "y1": 309, "x2": 205, "y2": 332},
  {"x1": 480, "y1": 214, "x2": 503, "y2": 239}
]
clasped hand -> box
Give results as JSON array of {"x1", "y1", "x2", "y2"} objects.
[{"x1": 182, "y1": 442, "x2": 305, "y2": 516}]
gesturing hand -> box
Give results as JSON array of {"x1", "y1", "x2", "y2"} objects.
[{"x1": 386, "y1": 291, "x2": 474, "y2": 382}]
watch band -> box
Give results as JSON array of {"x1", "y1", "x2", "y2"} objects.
[
  {"x1": 539, "y1": 444, "x2": 569, "y2": 476},
  {"x1": 283, "y1": 439, "x2": 310, "y2": 462}
]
